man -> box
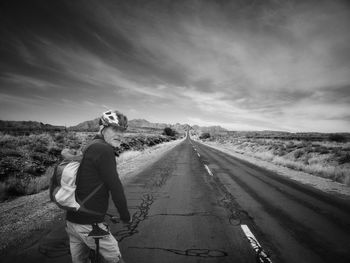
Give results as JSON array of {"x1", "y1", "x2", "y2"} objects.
[{"x1": 65, "y1": 110, "x2": 131, "y2": 263}]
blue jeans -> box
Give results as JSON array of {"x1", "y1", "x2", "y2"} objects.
[{"x1": 66, "y1": 221, "x2": 122, "y2": 263}]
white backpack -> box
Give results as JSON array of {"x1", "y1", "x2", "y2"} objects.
[{"x1": 49, "y1": 139, "x2": 104, "y2": 215}]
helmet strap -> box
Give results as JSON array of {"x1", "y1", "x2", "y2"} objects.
[{"x1": 99, "y1": 125, "x2": 106, "y2": 137}]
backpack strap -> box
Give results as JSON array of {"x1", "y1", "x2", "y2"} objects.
[
  {"x1": 49, "y1": 165, "x2": 60, "y2": 202},
  {"x1": 77, "y1": 185, "x2": 104, "y2": 216}
]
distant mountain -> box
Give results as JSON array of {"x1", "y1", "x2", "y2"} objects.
[
  {"x1": 0, "y1": 119, "x2": 226, "y2": 135},
  {"x1": 68, "y1": 118, "x2": 193, "y2": 133},
  {"x1": 190, "y1": 125, "x2": 227, "y2": 135},
  {"x1": 68, "y1": 118, "x2": 211, "y2": 133},
  {"x1": 129, "y1": 119, "x2": 166, "y2": 129},
  {"x1": 0, "y1": 120, "x2": 65, "y2": 133},
  {"x1": 68, "y1": 118, "x2": 100, "y2": 131}
]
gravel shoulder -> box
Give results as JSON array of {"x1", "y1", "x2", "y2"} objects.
[
  {"x1": 0, "y1": 138, "x2": 183, "y2": 255},
  {"x1": 196, "y1": 139, "x2": 350, "y2": 201}
]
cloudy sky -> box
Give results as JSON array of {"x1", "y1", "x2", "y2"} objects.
[{"x1": 1, "y1": 0, "x2": 349, "y2": 132}]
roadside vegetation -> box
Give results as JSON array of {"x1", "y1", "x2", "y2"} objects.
[
  {"x1": 199, "y1": 132, "x2": 211, "y2": 139},
  {"x1": 0, "y1": 130, "x2": 178, "y2": 201},
  {"x1": 198, "y1": 133, "x2": 350, "y2": 186},
  {"x1": 163, "y1": 127, "x2": 177, "y2": 137}
]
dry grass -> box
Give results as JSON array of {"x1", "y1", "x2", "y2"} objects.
[
  {"x1": 0, "y1": 132, "x2": 79, "y2": 200},
  {"x1": 117, "y1": 150, "x2": 143, "y2": 165},
  {"x1": 0, "y1": 131, "x2": 177, "y2": 201},
  {"x1": 203, "y1": 136, "x2": 350, "y2": 186}
]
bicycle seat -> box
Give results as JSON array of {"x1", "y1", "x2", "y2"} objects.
[{"x1": 88, "y1": 223, "x2": 110, "y2": 239}]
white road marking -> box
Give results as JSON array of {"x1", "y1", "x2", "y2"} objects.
[
  {"x1": 204, "y1": 165, "x2": 213, "y2": 176},
  {"x1": 240, "y1": 225, "x2": 272, "y2": 263},
  {"x1": 197, "y1": 152, "x2": 201, "y2": 157}
]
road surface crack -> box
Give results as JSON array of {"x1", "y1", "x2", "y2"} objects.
[
  {"x1": 129, "y1": 246, "x2": 228, "y2": 258},
  {"x1": 147, "y1": 211, "x2": 221, "y2": 219},
  {"x1": 114, "y1": 193, "x2": 154, "y2": 242}
]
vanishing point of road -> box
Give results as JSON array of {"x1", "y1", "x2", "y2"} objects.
[{"x1": 3, "y1": 133, "x2": 350, "y2": 263}]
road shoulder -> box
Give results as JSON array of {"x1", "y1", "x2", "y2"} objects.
[{"x1": 195, "y1": 140, "x2": 350, "y2": 201}]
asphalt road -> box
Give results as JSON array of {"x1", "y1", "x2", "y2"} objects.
[{"x1": 3, "y1": 134, "x2": 350, "y2": 263}]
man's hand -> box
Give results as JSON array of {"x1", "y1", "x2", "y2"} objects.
[
  {"x1": 110, "y1": 216, "x2": 120, "y2": 224},
  {"x1": 122, "y1": 217, "x2": 132, "y2": 226}
]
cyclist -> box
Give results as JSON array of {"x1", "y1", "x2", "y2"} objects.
[{"x1": 65, "y1": 110, "x2": 131, "y2": 263}]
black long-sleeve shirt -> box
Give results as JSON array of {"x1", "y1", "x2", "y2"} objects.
[{"x1": 66, "y1": 135, "x2": 130, "y2": 224}]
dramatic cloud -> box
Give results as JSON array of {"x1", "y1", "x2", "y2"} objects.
[{"x1": 0, "y1": 0, "x2": 349, "y2": 131}]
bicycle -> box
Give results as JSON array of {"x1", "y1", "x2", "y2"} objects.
[{"x1": 88, "y1": 213, "x2": 122, "y2": 263}]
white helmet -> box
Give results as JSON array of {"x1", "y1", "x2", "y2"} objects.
[{"x1": 99, "y1": 110, "x2": 128, "y2": 130}]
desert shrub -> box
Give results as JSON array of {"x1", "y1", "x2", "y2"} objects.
[
  {"x1": 68, "y1": 141, "x2": 81, "y2": 149},
  {"x1": 24, "y1": 163, "x2": 46, "y2": 176},
  {"x1": 0, "y1": 135, "x2": 18, "y2": 149},
  {"x1": 294, "y1": 149, "x2": 304, "y2": 159},
  {"x1": 302, "y1": 154, "x2": 312, "y2": 165},
  {"x1": 30, "y1": 152, "x2": 47, "y2": 163},
  {"x1": 304, "y1": 145, "x2": 313, "y2": 153},
  {"x1": 54, "y1": 132, "x2": 65, "y2": 144},
  {"x1": 329, "y1": 134, "x2": 347, "y2": 143},
  {"x1": 314, "y1": 146, "x2": 329, "y2": 154},
  {"x1": 339, "y1": 153, "x2": 350, "y2": 164},
  {"x1": 5, "y1": 176, "x2": 27, "y2": 196},
  {"x1": 273, "y1": 156, "x2": 304, "y2": 171},
  {"x1": 67, "y1": 132, "x2": 78, "y2": 141},
  {"x1": 333, "y1": 148, "x2": 343, "y2": 157},
  {"x1": 163, "y1": 127, "x2": 176, "y2": 137},
  {"x1": 320, "y1": 148, "x2": 330, "y2": 154},
  {"x1": 121, "y1": 142, "x2": 131, "y2": 151},
  {"x1": 273, "y1": 146, "x2": 287, "y2": 156},
  {"x1": 33, "y1": 144, "x2": 48, "y2": 153},
  {"x1": 286, "y1": 141, "x2": 295, "y2": 149},
  {"x1": 0, "y1": 148, "x2": 22, "y2": 157},
  {"x1": 148, "y1": 139, "x2": 155, "y2": 146},
  {"x1": 0, "y1": 158, "x2": 21, "y2": 177},
  {"x1": 29, "y1": 133, "x2": 50, "y2": 145},
  {"x1": 199, "y1": 132, "x2": 211, "y2": 139},
  {"x1": 0, "y1": 166, "x2": 54, "y2": 200},
  {"x1": 48, "y1": 146, "x2": 62, "y2": 157},
  {"x1": 16, "y1": 136, "x2": 32, "y2": 147},
  {"x1": 24, "y1": 174, "x2": 51, "y2": 194},
  {"x1": 254, "y1": 152, "x2": 274, "y2": 162},
  {"x1": 296, "y1": 144, "x2": 304, "y2": 149},
  {"x1": 279, "y1": 150, "x2": 287, "y2": 156}
]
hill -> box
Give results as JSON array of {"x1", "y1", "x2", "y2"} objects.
[
  {"x1": 0, "y1": 119, "x2": 226, "y2": 136},
  {"x1": 68, "y1": 118, "x2": 194, "y2": 134},
  {"x1": 190, "y1": 125, "x2": 227, "y2": 135},
  {"x1": 68, "y1": 118, "x2": 100, "y2": 131},
  {"x1": 0, "y1": 120, "x2": 65, "y2": 134}
]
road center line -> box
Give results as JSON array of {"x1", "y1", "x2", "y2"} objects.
[
  {"x1": 197, "y1": 152, "x2": 200, "y2": 157},
  {"x1": 240, "y1": 225, "x2": 272, "y2": 263},
  {"x1": 204, "y1": 164, "x2": 213, "y2": 176}
]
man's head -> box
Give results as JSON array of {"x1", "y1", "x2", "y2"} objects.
[{"x1": 99, "y1": 110, "x2": 128, "y2": 148}]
